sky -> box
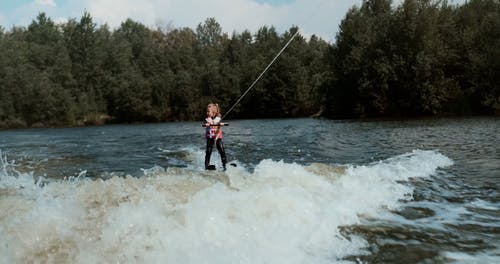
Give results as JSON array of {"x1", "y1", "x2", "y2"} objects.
[{"x1": 0, "y1": 0, "x2": 466, "y2": 42}]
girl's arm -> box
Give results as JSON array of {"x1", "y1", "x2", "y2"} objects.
[
  {"x1": 205, "y1": 117, "x2": 213, "y2": 127},
  {"x1": 203, "y1": 117, "x2": 225, "y2": 126},
  {"x1": 213, "y1": 116, "x2": 225, "y2": 126}
]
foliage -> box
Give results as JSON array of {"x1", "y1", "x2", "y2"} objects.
[
  {"x1": 0, "y1": 0, "x2": 499, "y2": 128},
  {"x1": 326, "y1": 0, "x2": 500, "y2": 118}
]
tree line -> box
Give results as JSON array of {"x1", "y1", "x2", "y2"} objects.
[{"x1": 0, "y1": 0, "x2": 498, "y2": 128}]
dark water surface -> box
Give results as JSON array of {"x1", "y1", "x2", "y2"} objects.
[{"x1": 1, "y1": 117, "x2": 499, "y2": 263}]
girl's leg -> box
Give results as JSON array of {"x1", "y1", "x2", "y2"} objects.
[
  {"x1": 216, "y1": 140, "x2": 227, "y2": 170},
  {"x1": 205, "y1": 139, "x2": 215, "y2": 169}
]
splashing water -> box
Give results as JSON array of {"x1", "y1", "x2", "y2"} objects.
[{"x1": 0, "y1": 149, "x2": 452, "y2": 263}]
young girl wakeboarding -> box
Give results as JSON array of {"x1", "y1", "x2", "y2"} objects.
[{"x1": 204, "y1": 103, "x2": 227, "y2": 170}]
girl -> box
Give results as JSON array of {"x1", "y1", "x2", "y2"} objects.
[{"x1": 204, "y1": 103, "x2": 227, "y2": 170}]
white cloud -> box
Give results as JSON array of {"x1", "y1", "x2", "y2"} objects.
[
  {"x1": 54, "y1": 16, "x2": 68, "y2": 24},
  {"x1": 2, "y1": 0, "x2": 470, "y2": 38},
  {"x1": 83, "y1": 0, "x2": 360, "y2": 42},
  {"x1": 87, "y1": 0, "x2": 156, "y2": 28},
  {"x1": 12, "y1": 0, "x2": 468, "y2": 41},
  {"x1": 0, "y1": 13, "x2": 7, "y2": 28},
  {"x1": 35, "y1": 0, "x2": 57, "y2": 7}
]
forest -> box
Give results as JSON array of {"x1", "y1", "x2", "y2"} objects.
[{"x1": 0, "y1": 0, "x2": 499, "y2": 128}]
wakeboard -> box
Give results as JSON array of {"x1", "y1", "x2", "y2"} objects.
[{"x1": 206, "y1": 163, "x2": 237, "y2": 171}]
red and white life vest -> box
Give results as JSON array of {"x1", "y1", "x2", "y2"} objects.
[{"x1": 205, "y1": 117, "x2": 223, "y2": 139}]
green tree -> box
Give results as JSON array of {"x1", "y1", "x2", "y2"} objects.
[
  {"x1": 0, "y1": 13, "x2": 76, "y2": 127},
  {"x1": 326, "y1": 0, "x2": 468, "y2": 117},
  {"x1": 196, "y1": 18, "x2": 226, "y2": 106},
  {"x1": 107, "y1": 18, "x2": 177, "y2": 122},
  {"x1": 388, "y1": 0, "x2": 461, "y2": 115},
  {"x1": 327, "y1": 4, "x2": 369, "y2": 117},
  {"x1": 0, "y1": 32, "x2": 19, "y2": 127},
  {"x1": 161, "y1": 27, "x2": 200, "y2": 120},
  {"x1": 239, "y1": 26, "x2": 282, "y2": 117},
  {"x1": 454, "y1": 0, "x2": 500, "y2": 114},
  {"x1": 63, "y1": 12, "x2": 105, "y2": 123},
  {"x1": 26, "y1": 13, "x2": 75, "y2": 125}
]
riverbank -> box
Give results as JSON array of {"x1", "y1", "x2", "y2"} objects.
[{"x1": 1, "y1": 113, "x2": 498, "y2": 131}]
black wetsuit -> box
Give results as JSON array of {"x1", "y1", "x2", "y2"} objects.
[{"x1": 205, "y1": 138, "x2": 227, "y2": 170}]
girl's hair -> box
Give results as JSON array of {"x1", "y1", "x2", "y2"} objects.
[{"x1": 207, "y1": 103, "x2": 222, "y2": 117}]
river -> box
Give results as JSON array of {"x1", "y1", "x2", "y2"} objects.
[{"x1": 0, "y1": 117, "x2": 499, "y2": 263}]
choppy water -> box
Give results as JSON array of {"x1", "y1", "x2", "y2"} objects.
[{"x1": 0, "y1": 117, "x2": 499, "y2": 263}]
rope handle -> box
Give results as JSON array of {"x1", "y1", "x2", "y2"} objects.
[{"x1": 202, "y1": 124, "x2": 229, "y2": 127}]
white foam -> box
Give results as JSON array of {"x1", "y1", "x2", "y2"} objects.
[
  {"x1": 442, "y1": 249, "x2": 500, "y2": 264},
  {"x1": 469, "y1": 198, "x2": 500, "y2": 211},
  {"x1": 0, "y1": 150, "x2": 453, "y2": 263}
]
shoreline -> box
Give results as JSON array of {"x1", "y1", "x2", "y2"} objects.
[{"x1": 1, "y1": 114, "x2": 498, "y2": 131}]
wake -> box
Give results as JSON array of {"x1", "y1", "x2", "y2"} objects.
[{"x1": 0, "y1": 150, "x2": 452, "y2": 263}]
